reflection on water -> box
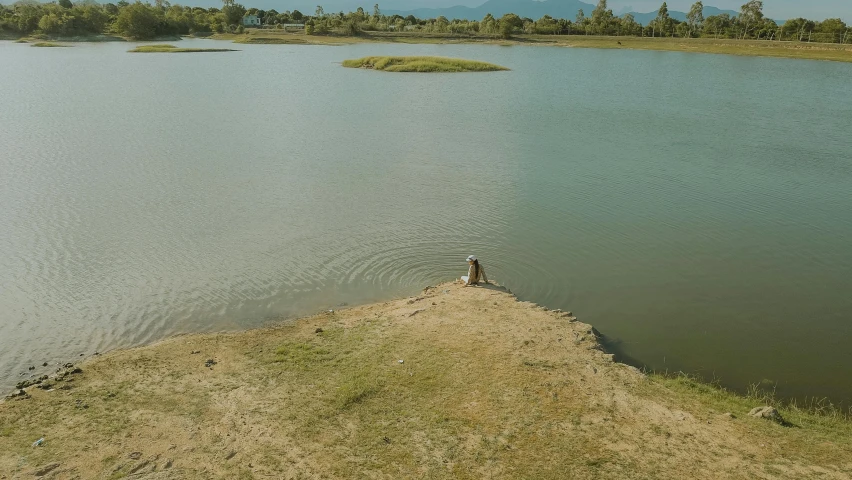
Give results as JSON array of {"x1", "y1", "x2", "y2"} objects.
[{"x1": 1, "y1": 39, "x2": 851, "y2": 404}]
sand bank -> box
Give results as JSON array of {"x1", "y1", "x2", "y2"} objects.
[{"x1": 1, "y1": 282, "x2": 849, "y2": 479}]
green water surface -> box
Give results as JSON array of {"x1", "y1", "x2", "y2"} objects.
[{"x1": 1, "y1": 39, "x2": 850, "y2": 403}]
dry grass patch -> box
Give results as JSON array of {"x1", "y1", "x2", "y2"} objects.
[
  {"x1": 572, "y1": 36, "x2": 852, "y2": 62},
  {"x1": 31, "y1": 42, "x2": 70, "y2": 47},
  {"x1": 129, "y1": 44, "x2": 237, "y2": 53}
]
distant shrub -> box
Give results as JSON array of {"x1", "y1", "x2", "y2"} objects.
[{"x1": 344, "y1": 20, "x2": 359, "y2": 36}]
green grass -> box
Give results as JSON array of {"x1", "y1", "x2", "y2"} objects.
[
  {"x1": 646, "y1": 372, "x2": 851, "y2": 436},
  {"x1": 31, "y1": 42, "x2": 70, "y2": 47},
  {"x1": 342, "y1": 56, "x2": 509, "y2": 72},
  {"x1": 273, "y1": 341, "x2": 334, "y2": 366},
  {"x1": 335, "y1": 372, "x2": 382, "y2": 409},
  {"x1": 128, "y1": 44, "x2": 237, "y2": 53}
]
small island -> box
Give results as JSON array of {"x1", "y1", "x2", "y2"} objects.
[
  {"x1": 234, "y1": 37, "x2": 309, "y2": 44},
  {"x1": 31, "y1": 42, "x2": 71, "y2": 47},
  {"x1": 342, "y1": 56, "x2": 509, "y2": 72},
  {"x1": 128, "y1": 44, "x2": 238, "y2": 53}
]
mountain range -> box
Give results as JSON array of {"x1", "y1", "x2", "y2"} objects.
[
  {"x1": 383, "y1": 0, "x2": 739, "y2": 24},
  {"x1": 180, "y1": 0, "x2": 740, "y2": 25}
]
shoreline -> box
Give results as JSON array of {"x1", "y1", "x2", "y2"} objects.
[
  {"x1": 217, "y1": 31, "x2": 852, "y2": 63},
  {"x1": 1, "y1": 282, "x2": 849, "y2": 478},
  {"x1": 5, "y1": 32, "x2": 852, "y2": 63}
]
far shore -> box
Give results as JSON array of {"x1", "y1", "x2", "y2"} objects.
[
  {"x1": 223, "y1": 30, "x2": 852, "y2": 62},
  {"x1": 214, "y1": 31, "x2": 852, "y2": 63},
  {"x1": 1, "y1": 281, "x2": 850, "y2": 478},
  {"x1": 6, "y1": 30, "x2": 852, "y2": 63}
]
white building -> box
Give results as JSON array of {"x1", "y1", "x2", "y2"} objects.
[{"x1": 242, "y1": 15, "x2": 261, "y2": 27}]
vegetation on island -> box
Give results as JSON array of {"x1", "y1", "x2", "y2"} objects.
[
  {"x1": 31, "y1": 41, "x2": 70, "y2": 47},
  {"x1": 233, "y1": 36, "x2": 308, "y2": 44},
  {"x1": 342, "y1": 56, "x2": 509, "y2": 72},
  {"x1": 128, "y1": 43, "x2": 236, "y2": 52}
]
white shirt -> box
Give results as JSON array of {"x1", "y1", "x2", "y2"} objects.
[{"x1": 465, "y1": 263, "x2": 488, "y2": 285}]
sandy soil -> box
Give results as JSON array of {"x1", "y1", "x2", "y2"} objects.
[{"x1": 1, "y1": 282, "x2": 849, "y2": 479}]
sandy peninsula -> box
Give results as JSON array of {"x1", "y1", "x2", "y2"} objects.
[{"x1": 1, "y1": 282, "x2": 850, "y2": 479}]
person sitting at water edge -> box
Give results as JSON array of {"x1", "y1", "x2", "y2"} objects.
[{"x1": 460, "y1": 255, "x2": 488, "y2": 286}]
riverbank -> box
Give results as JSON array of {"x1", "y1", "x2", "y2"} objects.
[
  {"x1": 211, "y1": 30, "x2": 852, "y2": 63},
  {"x1": 10, "y1": 34, "x2": 178, "y2": 43},
  {"x1": 5, "y1": 31, "x2": 850, "y2": 63},
  {"x1": 1, "y1": 282, "x2": 849, "y2": 479}
]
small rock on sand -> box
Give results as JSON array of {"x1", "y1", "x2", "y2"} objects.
[
  {"x1": 6, "y1": 389, "x2": 29, "y2": 400},
  {"x1": 748, "y1": 406, "x2": 785, "y2": 424},
  {"x1": 15, "y1": 380, "x2": 33, "y2": 389}
]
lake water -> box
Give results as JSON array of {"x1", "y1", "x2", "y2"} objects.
[{"x1": 1, "y1": 39, "x2": 851, "y2": 404}]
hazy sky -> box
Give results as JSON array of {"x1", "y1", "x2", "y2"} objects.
[{"x1": 608, "y1": 0, "x2": 850, "y2": 20}]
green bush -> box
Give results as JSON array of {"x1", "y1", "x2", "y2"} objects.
[{"x1": 115, "y1": 1, "x2": 159, "y2": 39}]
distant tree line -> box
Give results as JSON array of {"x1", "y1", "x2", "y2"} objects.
[
  {"x1": 0, "y1": 0, "x2": 309, "y2": 38},
  {"x1": 1, "y1": 0, "x2": 849, "y2": 44},
  {"x1": 301, "y1": 0, "x2": 850, "y2": 43}
]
